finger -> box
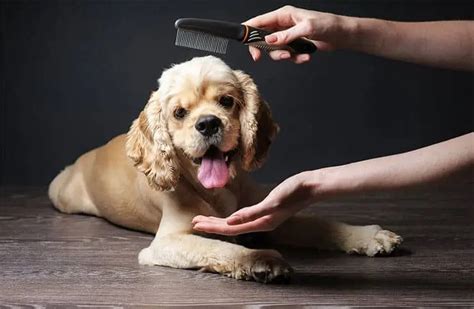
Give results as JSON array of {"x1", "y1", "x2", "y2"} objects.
[
  {"x1": 265, "y1": 21, "x2": 313, "y2": 46},
  {"x1": 193, "y1": 222, "x2": 239, "y2": 236},
  {"x1": 191, "y1": 215, "x2": 223, "y2": 225},
  {"x1": 226, "y1": 203, "x2": 275, "y2": 225},
  {"x1": 248, "y1": 46, "x2": 262, "y2": 61},
  {"x1": 194, "y1": 216, "x2": 273, "y2": 236},
  {"x1": 244, "y1": 6, "x2": 295, "y2": 29},
  {"x1": 291, "y1": 53, "x2": 311, "y2": 64},
  {"x1": 267, "y1": 50, "x2": 291, "y2": 61},
  {"x1": 192, "y1": 215, "x2": 207, "y2": 224}
]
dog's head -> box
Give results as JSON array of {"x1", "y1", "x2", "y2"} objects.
[{"x1": 126, "y1": 56, "x2": 278, "y2": 191}]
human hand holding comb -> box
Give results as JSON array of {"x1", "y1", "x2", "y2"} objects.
[
  {"x1": 174, "y1": 15, "x2": 317, "y2": 57},
  {"x1": 243, "y1": 6, "x2": 353, "y2": 63},
  {"x1": 243, "y1": 5, "x2": 474, "y2": 68}
]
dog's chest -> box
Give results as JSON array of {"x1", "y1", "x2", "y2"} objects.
[{"x1": 209, "y1": 188, "x2": 239, "y2": 218}]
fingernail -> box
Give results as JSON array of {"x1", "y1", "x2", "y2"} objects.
[
  {"x1": 280, "y1": 52, "x2": 291, "y2": 60},
  {"x1": 266, "y1": 35, "x2": 277, "y2": 44},
  {"x1": 250, "y1": 52, "x2": 256, "y2": 61}
]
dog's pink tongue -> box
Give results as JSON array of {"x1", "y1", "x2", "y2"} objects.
[{"x1": 198, "y1": 151, "x2": 229, "y2": 189}]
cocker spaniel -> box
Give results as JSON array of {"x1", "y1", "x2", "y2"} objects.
[{"x1": 49, "y1": 56, "x2": 402, "y2": 283}]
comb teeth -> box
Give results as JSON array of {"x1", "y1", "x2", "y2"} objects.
[{"x1": 175, "y1": 28, "x2": 229, "y2": 54}]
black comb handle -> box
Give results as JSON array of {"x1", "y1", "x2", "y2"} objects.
[{"x1": 243, "y1": 26, "x2": 317, "y2": 54}]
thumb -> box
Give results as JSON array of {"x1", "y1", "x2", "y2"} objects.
[
  {"x1": 265, "y1": 22, "x2": 312, "y2": 45},
  {"x1": 227, "y1": 200, "x2": 275, "y2": 225}
]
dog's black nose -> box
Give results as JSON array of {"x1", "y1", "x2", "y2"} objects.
[{"x1": 195, "y1": 115, "x2": 221, "y2": 137}]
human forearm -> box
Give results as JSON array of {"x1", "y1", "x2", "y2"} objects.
[
  {"x1": 346, "y1": 18, "x2": 474, "y2": 70},
  {"x1": 245, "y1": 6, "x2": 474, "y2": 69},
  {"x1": 315, "y1": 133, "x2": 474, "y2": 196}
]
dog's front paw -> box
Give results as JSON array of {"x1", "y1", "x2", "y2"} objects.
[
  {"x1": 231, "y1": 249, "x2": 293, "y2": 283},
  {"x1": 251, "y1": 252, "x2": 293, "y2": 283},
  {"x1": 365, "y1": 229, "x2": 403, "y2": 256},
  {"x1": 347, "y1": 225, "x2": 403, "y2": 257}
]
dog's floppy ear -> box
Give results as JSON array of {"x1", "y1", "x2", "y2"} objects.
[
  {"x1": 234, "y1": 70, "x2": 279, "y2": 171},
  {"x1": 126, "y1": 91, "x2": 179, "y2": 191}
]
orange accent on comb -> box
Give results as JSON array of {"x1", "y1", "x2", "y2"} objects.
[{"x1": 241, "y1": 25, "x2": 249, "y2": 42}]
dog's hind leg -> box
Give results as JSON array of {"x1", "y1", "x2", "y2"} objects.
[
  {"x1": 48, "y1": 163, "x2": 100, "y2": 216},
  {"x1": 268, "y1": 215, "x2": 403, "y2": 257}
]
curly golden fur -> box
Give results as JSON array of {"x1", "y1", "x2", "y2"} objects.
[{"x1": 126, "y1": 57, "x2": 277, "y2": 191}]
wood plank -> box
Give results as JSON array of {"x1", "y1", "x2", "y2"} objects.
[{"x1": 0, "y1": 184, "x2": 472, "y2": 306}]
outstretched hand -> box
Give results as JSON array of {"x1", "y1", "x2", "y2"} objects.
[{"x1": 192, "y1": 171, "x2": 321, "y2": 235}]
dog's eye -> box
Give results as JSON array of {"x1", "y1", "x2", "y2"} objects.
[
  {"x1": 219, "y1": 96, "x2": 234, "y2": 108},
  {"x1": 174, "y1": 107, "x2": 187, "y2": 119}
]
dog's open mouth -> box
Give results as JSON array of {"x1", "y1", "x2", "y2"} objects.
[{"x1": 193, "y1": 146, "x2": 237, "y2": 189}]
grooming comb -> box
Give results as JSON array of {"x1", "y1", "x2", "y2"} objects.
[{"x1": 174, "y1": 18, "x2": 317, "y2": 55}]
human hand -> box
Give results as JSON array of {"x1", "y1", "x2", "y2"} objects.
[
  {"x1": 244, "y1": 5, "x2": 354, "y2": 63},
  {"x1": 192, "y1": 171, "x2": 322, "y2": 235},
  {"x1": 193, "y1": 133, "x2": 474, "y2": 236}
]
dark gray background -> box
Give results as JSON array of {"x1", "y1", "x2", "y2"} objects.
[{"x1": 1, "y1": 0, "x2": 473, "y2": 186}]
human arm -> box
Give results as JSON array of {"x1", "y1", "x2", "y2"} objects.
[
  {"x1": 245, "y1": 5, "x2": 474, "y2": 70},
  {"x1": 192, "y1": 133, "x2": 474, "y2": 235}
]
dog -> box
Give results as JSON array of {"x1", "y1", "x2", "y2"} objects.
[{"x1": 48, "y1": 56, "x2": 402, "y2": 283}]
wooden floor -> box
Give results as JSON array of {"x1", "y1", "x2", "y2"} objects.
[{"x1": 0, "y1": 183, "x2": 472, "y2": 307}]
